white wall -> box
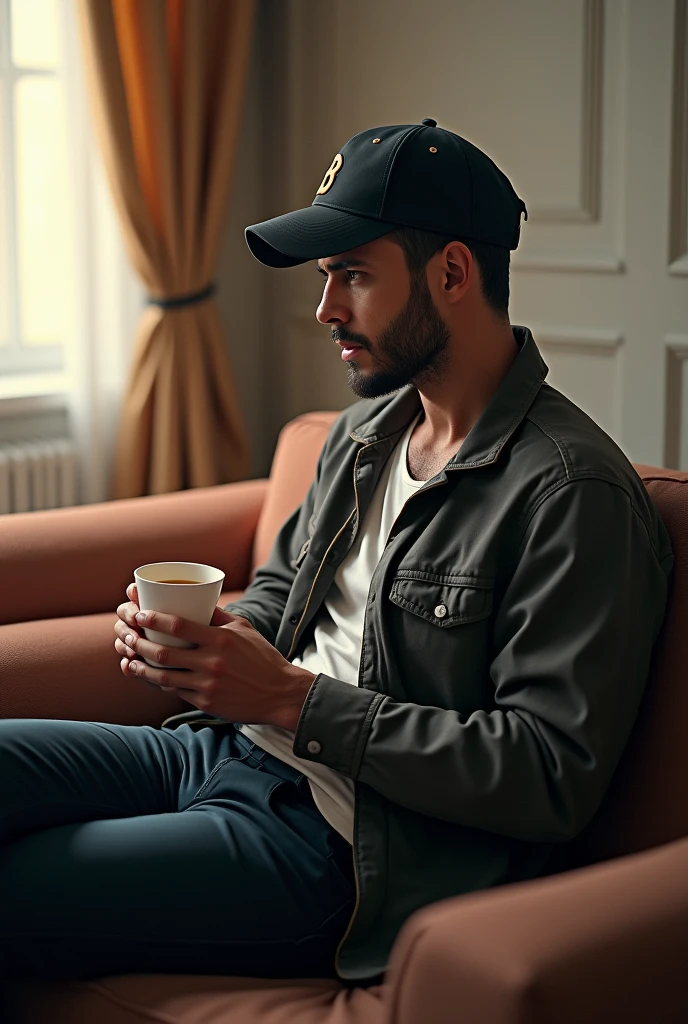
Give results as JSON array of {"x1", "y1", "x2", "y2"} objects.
[{"x1": 229, "y1": 0, "x2": 687, "y2": 472}]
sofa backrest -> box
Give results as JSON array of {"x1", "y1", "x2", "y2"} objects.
[
  {"x1": 255, "y1": 412, "x2": 688, "y2": 864},
  {"x1": 252, "y1": 412, "x2": 338, "y2": 572},
  {"x1": 561, "y1": 467, "x2": 688, "y2": 868}
]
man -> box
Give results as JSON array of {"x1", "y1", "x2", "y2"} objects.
[{"x1": 0, "y1": 120, "x2": 673, "y2": 988}]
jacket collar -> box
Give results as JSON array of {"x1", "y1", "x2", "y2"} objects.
[{"x1": 349, "y1": 326, "x2": 549, "y2": 469}]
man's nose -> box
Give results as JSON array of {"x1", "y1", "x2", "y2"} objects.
[{"x1": 316, "y1": 283, "x2": 350, "y2": 325}]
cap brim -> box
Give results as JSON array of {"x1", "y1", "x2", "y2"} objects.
[{"x1": 245, "y1": 205, "x2": 398, "y2": 268}]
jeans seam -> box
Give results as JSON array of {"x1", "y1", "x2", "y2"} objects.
[
  {"x1": 311, "y1": 895, "x2": 356, "y2": 936},
  {"x1": 191, "y1": 752, "x2": 254, "y2": 801}
]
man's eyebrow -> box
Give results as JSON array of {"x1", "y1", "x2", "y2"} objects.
[{"x1": 316, "y1": 258, "x2": 370, "y2": 275}]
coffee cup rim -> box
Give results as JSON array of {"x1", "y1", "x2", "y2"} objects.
[{"x1": 134, "y1": 562, "x2": 225, "y2": 585}]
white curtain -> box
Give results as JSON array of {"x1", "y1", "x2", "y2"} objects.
[{"x1": 59, "y1": 0, "x2": 144, "y2": 505}]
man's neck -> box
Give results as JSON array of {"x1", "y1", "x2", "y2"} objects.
[{"x1": 415, "y1": 322, "x2": 519, "y2": 449}]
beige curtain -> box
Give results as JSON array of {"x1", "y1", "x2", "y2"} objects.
[{"x1": 76, "y1": 0, "x2": 255, "y2": 497}]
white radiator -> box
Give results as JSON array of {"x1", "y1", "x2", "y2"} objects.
[{"x1": 0, "y1": 439, "x2": 79, "y2": 514}]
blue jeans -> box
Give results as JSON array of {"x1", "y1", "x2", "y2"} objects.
[{"x1": 0, "y1": 718, "x2": 355, "y2": 981}]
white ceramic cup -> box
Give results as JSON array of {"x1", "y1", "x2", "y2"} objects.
[{"x1": 133, "y1": 561, "x2": 225, "y2": 668}]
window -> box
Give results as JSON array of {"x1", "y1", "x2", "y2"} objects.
[{"x1": 0, "y1": 0, "x2": 76, "y2": 378}]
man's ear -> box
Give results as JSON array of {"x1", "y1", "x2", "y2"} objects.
[{"x1": 441, "y1": 241, "x2": 472, "y2": 302}]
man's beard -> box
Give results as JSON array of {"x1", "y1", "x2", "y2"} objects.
[{"x1": 332, "y1": 271, "x2": 451, "y2": 399}]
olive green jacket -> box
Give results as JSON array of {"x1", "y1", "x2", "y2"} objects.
[{"x1": 222, "y1": 326, "x2": 673, "y2": 981}]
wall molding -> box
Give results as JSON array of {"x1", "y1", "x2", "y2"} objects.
[
  {"x1": 528, "y1": 0, "x2": 604, "y2": 223},
  {"x1": 530, "y1": 324, "x2": 623, "y2": 438},
  {"x1": 512, "y1": 251, "x2": 624, "y2": 273},
  {"x1": 529, "y1": 325, "x2": 623, "y2": 354},
  {"x1": 669, "y1": 0, "x2": 688, "y2": 275},
  {"x1": 663, "y1": 334, "x2": 688, "y2": 469}
]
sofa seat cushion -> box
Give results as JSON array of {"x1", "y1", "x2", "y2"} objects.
[{"x1": 8, "y1": 975, "x2": 386, "y2": 1024}]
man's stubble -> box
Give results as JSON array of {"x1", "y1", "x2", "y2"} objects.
[{"x1": 333, "y1": 271, "x2": 452, "y2": 400}]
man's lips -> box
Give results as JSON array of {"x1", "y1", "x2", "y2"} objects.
[{"x1": 336, "y1": 341, "x2": 366, "y2": 361}]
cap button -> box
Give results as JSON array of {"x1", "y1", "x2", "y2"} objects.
[{"x1": 421, "y1": 118, "x2": 437, "y2": 127}]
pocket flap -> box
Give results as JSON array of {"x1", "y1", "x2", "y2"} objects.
[{"x1": 389, "y1": 571, "x2": 493, "y2": 627}]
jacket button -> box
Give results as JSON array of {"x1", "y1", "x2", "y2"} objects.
[
  {"x1": 434, "y1": 604, "x2": 447, "y2": 618},
  {"x1": 307, "y1": 740, "x2": 322, "y2": 755},
  {"x1": 289, "y1": 614, "x2": 299, "y2": 624}
]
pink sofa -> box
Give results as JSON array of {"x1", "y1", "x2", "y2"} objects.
[{"x1": 2, "y1": 410, "x2": 688, "y2": 1024}]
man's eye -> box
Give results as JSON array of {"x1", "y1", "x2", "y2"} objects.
[{"x1": 346, "y1": 270, "x2": 361, "y2": 281}]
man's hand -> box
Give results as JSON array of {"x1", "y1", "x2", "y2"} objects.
[{"x1": 114, "y1": 583, "x2": 315, "y2": 730}]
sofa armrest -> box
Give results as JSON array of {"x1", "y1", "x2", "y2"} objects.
[
  {"x1": 0, "y1": 612, "x2": 188, "y2": 724},
  {"x1": 387, "y1": 835, "x2": 688, "y2": 1024},
  {"x1": 0, "y1": 479, "x2": 268, "y2": 626}
]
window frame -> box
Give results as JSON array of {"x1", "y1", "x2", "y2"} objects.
[{"x1": 0, "y1": 0, "x2": 68, "y2": 377}]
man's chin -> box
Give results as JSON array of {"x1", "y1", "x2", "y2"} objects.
[{"x1": 347, "y1": 366, "x2": 408, "y2": 400}]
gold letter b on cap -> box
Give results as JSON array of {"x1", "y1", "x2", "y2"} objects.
[{"x1": 316, "y1": 154, "x2": 343, "y2": 196}]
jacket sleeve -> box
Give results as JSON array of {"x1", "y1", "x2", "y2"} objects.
[
  {"x1": 222, "y1": 440, "x2": 329, "y2": 645},
  {"x1": 292, "y1": 477, "x2": 673, "y2": 843}
]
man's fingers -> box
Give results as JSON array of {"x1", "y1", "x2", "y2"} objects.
[
  {"x1": 134, "y1": 609, "x2": 216, "y2": 646},
  {"x1": 126, "y1": 582, "x2": 139, "y2": 605},
  {"x1": 118, "y1": 629, "x2": 199, "y2": 671},
  {"x1": 115, "y1": 600, "x2": 143, "y2": 631},
  {"x1": 120, "y1": 657, "x2": 161, "y2": 691},
  {"x1": 115, "y1": 636, "x2": 137, "y2": 659}
]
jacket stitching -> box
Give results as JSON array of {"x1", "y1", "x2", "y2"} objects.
[
  {"x1": 492, "y1": 376, "x2": 547, "y2": 457},
  {"x1": 389, "y1": 591, "x2": 491, "y2": 627},
  {"x1": 352, "y1": 693, "x2": 386, "y2": 779},
  {"x1": 300, "y1": 674, "x2": 321, "y2": 720},
  {"x1": 527, "y1": 412, "x2": 573, "y2": 479},
  {"x1": 350, "y1": 619, "x2": 372, "y2": 776},
  {"x1": 511, "y1": 475, "x2": 657, "y2": 569},
  {"x1": 393, "y1": 569, "x2": 494, "y2": 587}
]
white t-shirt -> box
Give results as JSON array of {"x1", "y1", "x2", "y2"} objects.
[{"x1": 241, "y1": 411, "x2": 426, "y2": 843}]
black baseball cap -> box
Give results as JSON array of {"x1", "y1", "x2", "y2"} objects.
[{"x1": 245, "y1": 118, "x2": 527, "y2": 268}]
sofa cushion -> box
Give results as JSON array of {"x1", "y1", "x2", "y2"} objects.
[{"x1": 7, "y1": 975, "x2": 385, "y2": 1024}]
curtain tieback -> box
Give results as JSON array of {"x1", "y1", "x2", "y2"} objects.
[{"x1": 147, "y1": 282, "x2": 217, "y2": 310}]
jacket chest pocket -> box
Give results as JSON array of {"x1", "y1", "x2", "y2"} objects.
[
  {"x1": 387, "y1": 571, "x2": 495, "y2": 709},
  {"x1": 388, "y1": 572, "x2": 493, "y2": 627}
]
